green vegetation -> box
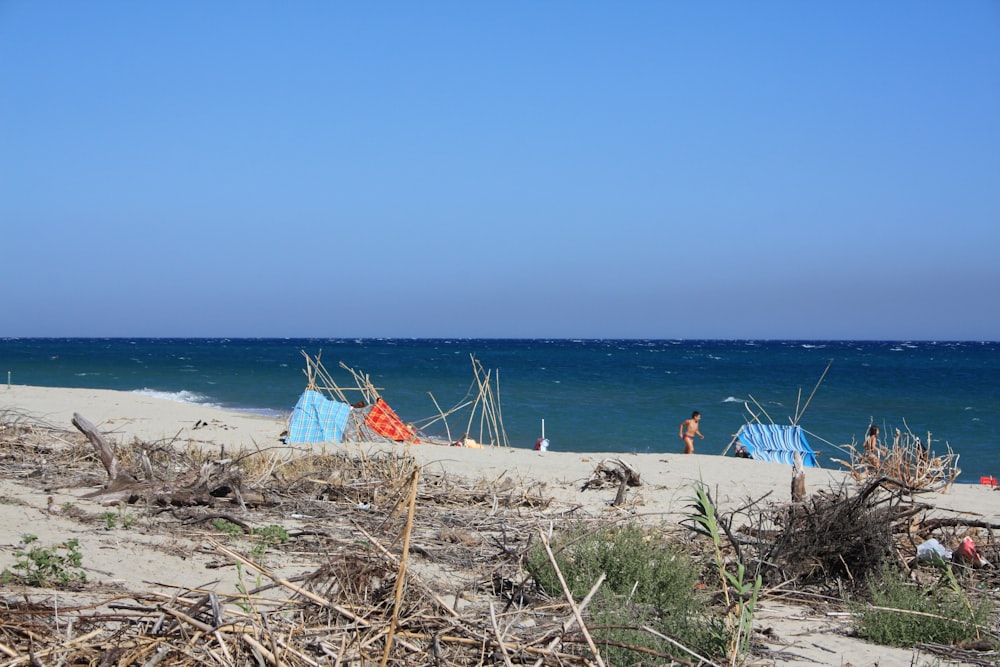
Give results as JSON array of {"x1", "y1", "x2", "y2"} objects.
[
  {"x1": 252, "y1": 524, "x2": 289, "y2": 545},
  {"x1": 211, "y1": 518, "x2": 245, "y2": 538},
  {"x1": 234, "y1": 562, "x2": 264, "y2": 614},
  {"x1": 523, "y1": 483, "x2": 769, "y2": 665},
  {"x1": 248, "y1": 524, "x2": 290, "y2": 564},
  {"x1": 211, "y1": 520, "x2": 290, "y2": 565},
  {"x1": 1, "y1": 534, "x2": 87, "y2": 588},
  {"x1": 683, "y1": 483, "x2": 761, "y2": 663},
  {"x1": 525, "y1": 522, "x2": 722, "y2": 664},
  {"x1": 853, "y1": 563, "x2": 993, "y2": 648},
  {"x1": 99, "y1": 506, "x2": 137, "y2": 530}
]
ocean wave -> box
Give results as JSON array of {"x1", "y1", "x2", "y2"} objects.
[
  {"x1": 131, "y1": 388, "x2": 217, "y2": 407},
  {"x1": 722, "y1": 396, "x2": 746, "y2": 404},
  {"x1": 231, "y1": 407, "x2": 285, "y2": 418}
]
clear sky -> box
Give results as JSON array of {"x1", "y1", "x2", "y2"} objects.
[{"x1": 2, "y1": 2, "x2": 998, "y2": 340}]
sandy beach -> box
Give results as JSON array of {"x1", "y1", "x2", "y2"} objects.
[{"x1": 2, "y1": 383, "x2": 997, "y2": 666}]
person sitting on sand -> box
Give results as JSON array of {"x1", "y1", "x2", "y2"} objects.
[{"x1": 679, "y1": 411, "x2": 704, "y2": 454}]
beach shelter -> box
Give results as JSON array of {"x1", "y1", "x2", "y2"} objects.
[
  {"x1": 735, "y1": 423, "x2": 819, "y2": 467},
  {"x1": 365, "y1": 398, "x2": 419, "y2": 442},
  {"x1": 286, "y1": 389, "x2": 351, "y2": 443}
]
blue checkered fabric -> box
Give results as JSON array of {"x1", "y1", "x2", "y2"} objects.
[{"x1": 286, "y1": 389, "x2": 351, "y2": 443}]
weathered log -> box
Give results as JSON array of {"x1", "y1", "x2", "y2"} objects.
[
  {"x1": 582, "y1": 458, "x2": 641, "y2": 491},
  {"x1": 70, "y1": 412, "x2": 254, "y2": 507},
  {"x1": 72, "y1": 412, "x2": 137, "y2": 487},
  {"x1": 921, "y1": 517, "x2": 1000, "y2": 532},
  {"x1": 791, "y1": 451, "x2": 806, "y2": 502}
]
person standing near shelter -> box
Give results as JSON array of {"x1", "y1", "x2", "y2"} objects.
[
  {"x1": 864, "y1": 424, "x2": 879, "y2": 455},
  {"x1": 679, "y1": 411, "x2": 704, "y2": 454}
]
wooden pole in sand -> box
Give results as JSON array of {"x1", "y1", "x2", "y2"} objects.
[
  {"x1": 795, "y1": 358, "x2": 834, "y2": 425},
  {"x1": 380, "y1": 468, "x2": 420, "y2": 667}
]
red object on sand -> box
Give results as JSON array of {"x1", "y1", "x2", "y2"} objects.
[
  {"x1": 954, "y1": 537, "x2": 988, "y2": 567},
  {"x1": 981, "y1": 476, "x2": 998, "y2": 486}
]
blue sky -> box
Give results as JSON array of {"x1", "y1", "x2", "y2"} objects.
[{"x1": 2, "y1": 2, "x2": 998, "y2": 340}]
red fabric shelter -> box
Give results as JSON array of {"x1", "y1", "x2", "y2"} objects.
[{"x1": 365, "y1": 398, "x2": 418, "y2": 442}]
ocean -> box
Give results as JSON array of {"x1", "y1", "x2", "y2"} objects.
[{"x1": 1, "y1": 338, "x2": 997, "y2": 483}]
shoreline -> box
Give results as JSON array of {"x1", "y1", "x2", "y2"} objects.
[
  {"x1": 3, "y1": 382, "x2": 989, "y2": 488},
  {"x1": 2, "y1": 383, "x2": 991, "y2": 503}
]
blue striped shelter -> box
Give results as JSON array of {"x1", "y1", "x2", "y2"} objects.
[{"x1": 735, "y1": 423, "x2": 819, "y2": 467}]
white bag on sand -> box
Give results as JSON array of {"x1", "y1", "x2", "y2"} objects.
[{"x1": 916, "y1": 538, "x2": 952, "y2": 563}]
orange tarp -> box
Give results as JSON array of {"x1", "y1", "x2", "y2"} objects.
[{"x1": 364, "y1": 398, "x2": 418, "y2": 442}]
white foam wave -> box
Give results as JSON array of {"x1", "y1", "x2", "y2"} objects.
[
  {"x1": 231, "y1": 407, "x2": 285, "y2": 418},
  {"x1": 131, "y1": 388, "x2": 217, "y2": 407},
  {"x1": 722, "y1": 396, "x2": 746, "y2": 404}
]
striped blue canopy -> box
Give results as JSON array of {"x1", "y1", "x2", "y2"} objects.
[{"x1": 736, "y1": 423, "x2": 819, "y2": 467}]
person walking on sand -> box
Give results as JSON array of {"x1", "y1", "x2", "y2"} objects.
[{"x1": 679, "y1": 411, "x2": 704, "y2": 454}]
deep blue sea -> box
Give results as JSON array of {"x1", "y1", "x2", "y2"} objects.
[{"x1": 1, "y1": 338, "x2": 997, "y2": 483}]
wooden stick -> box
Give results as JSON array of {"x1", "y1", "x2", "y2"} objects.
[
  {"x1": 494, "y1": 367, "x2": 510, "y2": 447},
  {"x1": 745, "y1": 395, "x2": 774, "y2": 425},
  {"x1": 208, "y1": 539, "x2": 369, "y2": 627},
  {"x1": 489, "y1": 602, "x2": 515, "y2": 667},
  {"x1": 794, "y1": 358, "x2": 833, "y2": 425},
  {"x1": 640, "y1": 625, "x2": 721, "y2": 667},
  {"x1": 351, "y1": 523, "x2": 460, "y2": 617},
  {"x1": 531, "y1": 573, "x2": 606, "y2": 667},
  {"x1": 538, "y1": 529, "x2": 606, "y2": 667},
  {"x1": 380, "y1": 468, "x2": 420, "y2": 667}
]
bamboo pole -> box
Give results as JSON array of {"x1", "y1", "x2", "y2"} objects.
[
  {"x1": 794, "y1": 358, "x2": 833, "y2": 425},
  {"x1": 426, "y1": 392, "x2": 453, "y2": 442},
  {"x1": 745, "y1": 395, "x2": 774, "y2": 425},
  {"x1": 479, "y1": 366, "x2": 502, "y2": 446},
  {"x1": 494, "y1": 368, "x2": 510, "y2": 447},
  {"x1": 379, "y1": 468, "x2": 420, "y2": 667},
  {"x1": 464, "y1": 385, "x2": 484, "y2": 443}
]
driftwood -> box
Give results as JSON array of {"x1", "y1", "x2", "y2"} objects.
[
  {"x1": 71, "y1": 413, "x2": 136, "y2": 487},
  {"x1": 72, "y1": 412, "x2": 147, "y2": 503},
  {"x1": 71, "y1": 412, "x2": 254, "y2": 508},
  {"x1": 790, "y1": 451, "x2": 806, "y2": 502},
  {"x1": 833, "y1": 426, "x2": 961, "y2": 492},
  {"x1": 580, "y1": 458, "x2": 641, "y2": 507}
]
